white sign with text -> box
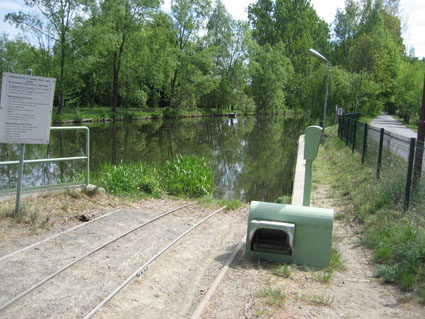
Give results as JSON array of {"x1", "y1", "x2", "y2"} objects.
[{"x1": 0, "y1": 72, "x2": 56, "y2": 144}]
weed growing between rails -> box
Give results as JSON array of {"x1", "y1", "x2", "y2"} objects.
[
  {"x1": 93, "y1": 155, "x2": 214, "y2": 199},
  {"x1": 316, "y1": 127, "x2": 425, "y2": 301}
]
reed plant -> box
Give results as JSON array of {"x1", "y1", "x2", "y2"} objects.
[
  {"x1": 161, "y1": 155, "x2": 214, "y2": 197},
  {"x1": 93, "y1": 155, "x2": 214, "y2": 198},
  {"x1": 94, "y1": 162, "x2": 162, "y2": 197}
]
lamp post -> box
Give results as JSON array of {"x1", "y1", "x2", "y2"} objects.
[{"x1": 309, "y1": 48, "x2": 330, "y2": 142}]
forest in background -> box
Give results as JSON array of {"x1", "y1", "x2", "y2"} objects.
[{"x1": 0, "y1": 0, "x2": 424, "y2": 123}]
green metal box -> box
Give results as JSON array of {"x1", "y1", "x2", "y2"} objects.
[{"x1": 245, "y1": 201, "x2": 334, "y2": 268}]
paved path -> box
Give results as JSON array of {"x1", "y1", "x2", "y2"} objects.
[
  {"x1": 370, "y1": 114, "x2": 417, "y2": 139},
  {"x1": 367, "y1": 113, "x2": 423, "y2": 166}
]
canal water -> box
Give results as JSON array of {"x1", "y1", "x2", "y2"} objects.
[{"x1": 0, "y1": 116, "x2": 309, "y2": 202}]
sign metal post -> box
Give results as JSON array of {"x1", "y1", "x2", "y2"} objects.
[{"x1": 0, "y1": 70, "x2": 56, "y2": 215}]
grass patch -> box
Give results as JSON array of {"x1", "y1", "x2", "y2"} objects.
[
  {"x1": 302, "y1": 294, "x2": 333, "y2": 306},
  {"x1": 270, "y1": 264, "x2": 292, "y2": 278},
  {"x1": 316, "y1": 126, "x2": 425, "y2": 300},
  {"x1": 312, "y1": 246, "x2": 345, "y2": 283},
  {"x1": 0, "y1": 204, "x2": 30, "y2": 223},
  {"x1": 256, "y1": 287, "x2": 286, "y2": 307},
  {"x1": 328, "y1": 247, "x2": 346, "y2": 273},
  {"x1": 162, "y1": 155, "x2": 213, "y2": 198},
  {"x1": 0, "y1": 202, "x2": 50, "y2": 234},
  {"x1": 218, "y1": 199, "x2": 244, "y2": 211},
  {"x1": 93, "y1": 155, "x2": 214, "y2": 199}
]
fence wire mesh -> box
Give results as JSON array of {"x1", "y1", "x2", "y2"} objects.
[{"x1": 338, "y1": 116, "x2": 424, "y2": 216}]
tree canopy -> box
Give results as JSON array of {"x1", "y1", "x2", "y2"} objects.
[{"x1": 0, "y1": 0, "x2": 422, "y2": 119}]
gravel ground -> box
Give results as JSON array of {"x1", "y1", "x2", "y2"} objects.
[
  {"x1": 1, "y1": 187, "x2": 424, "y2": 319},
  {"x1": 0, "y1": 196, "x2": 248, "y2": 319},
  {"x1": 200, "y1": 185, "x2": 425, "y2": 319}
]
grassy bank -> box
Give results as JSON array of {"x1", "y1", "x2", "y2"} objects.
[
  {"x1": 314, "y1": 127, "x2": 425, "y2": 301},
  {"x1": 93, "y1": 155, "x2": 214, "y2": 199},
  {"x1": 52, "y1": 107, "x2": 246, "y2": 124},
  {"x1": 51, "y1": 106, "x2": 298, "y2": 124}
]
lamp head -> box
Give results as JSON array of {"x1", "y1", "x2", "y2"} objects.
[{"x1": 309, "y1": 48, "x2": 328, "y2": 63}]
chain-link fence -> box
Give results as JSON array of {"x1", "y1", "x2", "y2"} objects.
[{"x1": 338, "y1": 115, "x2": 425, "y2": 213}]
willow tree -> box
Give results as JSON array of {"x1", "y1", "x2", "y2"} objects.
[{"x1": 92, "y1": 0, "x2": 161, "y2": 112}]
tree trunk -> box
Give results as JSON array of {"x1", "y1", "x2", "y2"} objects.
[
  {"x1": 170, "y1": 69, "x2": 178, "y2": 108},
  {"x1": 111, "y1": 51, "x2": 119, "y2": 112},
  {"x1": 57, "y1": 34, "x2": 66, "y2": 115},
  {"x1": 111, "y1": 32, "x2": 126, "y2": 112}
]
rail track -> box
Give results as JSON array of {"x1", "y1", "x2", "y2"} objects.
[{"x1": 0, "y1": 202, "x2": 237, "y2": 318}]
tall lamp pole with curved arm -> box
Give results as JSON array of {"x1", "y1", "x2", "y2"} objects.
[{"x1": 309, "y1": 48, "x2": 330, "y2": 142}]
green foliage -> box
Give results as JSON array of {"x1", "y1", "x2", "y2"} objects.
[
  {"x1": 218, "y1": 200, "x2": 244, "y2": 211},
  {"x1": 316, "y1": 128, "x2": 425, "y2": 300},
  {"x1": 162, "y1": 155, "x2": 214, "y2": 197},
  {"x1": 256, "y1": 287, "x2": 286, "y2": 307},
  {"x1": 0, "y1": 0, "x2": 414, "y2": 121},
  {"x1": 270, "y1": 264, "x2": 292, "y2": 278},
  {"x1": 93, "y1": 155, "x2": 214, "y2": 198},
  {"x1": 275, "y1": 195, "x2": 291, "y2": 204},
  {"x1": 248, "y1": 0, "x2": 329, "y2": 73},
  {"x1": 304, "y1": 294, "x2": 334, "y2": 306},
  {"x1": 394, "y1": 61, "x2": 424, "y2": 123},
  {"x1": 248, "y1": 42, "x2": 293, "y2": 113},
  {"x1": 328, "y1": 247, "x2": 346, "y2": 273},
  {"x1": 94, "y1": 162, "x2": 162, "y2": 197}
]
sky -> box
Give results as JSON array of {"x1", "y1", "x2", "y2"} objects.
[{"x1": 1, "y1": 0, "x2": 424, "y2": 59}]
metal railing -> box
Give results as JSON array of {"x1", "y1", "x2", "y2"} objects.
[
  {"x1": 0, "y1": 126, "x2": 89, "y2": 194},
  {"x1": 338, "y1": 116, "x2": 424, "y2": 211}
]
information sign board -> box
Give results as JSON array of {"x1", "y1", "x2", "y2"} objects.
[
  {"x1": 0, "y1": 72, "x2": 56, "y2": 144},
  {"x1": 336, "y1": 105, "x2": 344, "y2": 116}
]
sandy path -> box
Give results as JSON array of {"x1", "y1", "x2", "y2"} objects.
[
  {"x1": 0, "y1": 200, "x2": 247, "y2": 319},
  {"x1": 200, "y1": 186, "x2": 425, "y2": 319},
  {"x1": 95, "y1": 209, "x2": 247, "y2": 319}
]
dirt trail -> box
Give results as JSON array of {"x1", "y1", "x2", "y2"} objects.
[
  {"x1": 1, "y1": 187, "x2": 424, "y2": 319},
  {"x1": 0, "y1": 198, "x2": 247, "y2": 319},
  {"x1": 201, "y1": 185, "x2": 425, "y2": 319}
]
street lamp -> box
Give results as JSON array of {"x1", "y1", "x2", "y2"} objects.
[{"x1": 309, "y1": 48, "x2": 330, "y2": 142}]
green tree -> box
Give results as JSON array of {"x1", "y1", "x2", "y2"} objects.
[
  {"x1": 169, "y1": 0, "x2": 212, "y2": 107},
  {"x1": 248, "y1": 42, "x2": 293, "y2": 112},
  {"x1": 333, "y1": 0, "x2": 361, "y2": 64},
  {"x1": 6, "y1": 0, "x2": 90, "y2": 114},
  {"x1": 205, "y1": 1, "x2": 250, "y2": 110},
  {"x1": 394, "y1": 61, "x2": 424, "y2": 123},
  {"x1": 248, "y1": 0, "x2": 330, "y2": 113},
  {"x1": 0, "y1": 35, "x2": 34, "y2": 75},
  {"x1": 92, "y1": 0, "x2": 161, "y2": 112},
  {"x1": 248, "y1": 0, "x2": 329, "y2": 74}
]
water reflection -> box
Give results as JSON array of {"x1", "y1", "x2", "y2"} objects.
[{"x1": 1, "y1": 116, "x2": 308, "y2": 202}]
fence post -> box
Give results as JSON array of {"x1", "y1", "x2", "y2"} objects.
[
  {"x1": 338, "y1": 116, "x2": 342, "y2": 138},
  {"x1": 377, "y1": 128, "x2": 384, "y2": 179},
  {"x1": 362, "y1": 123, "x2": 368, "y2": 165},
  {"x1": 404, "y1": 138, "x2": 416, "y2": 210},
  {"x1": 352, "y1": 120, "x2": 357, "y2": 153},
  {"x1": 346, "y1": 118, "x2": 350, "y2": 146}
]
